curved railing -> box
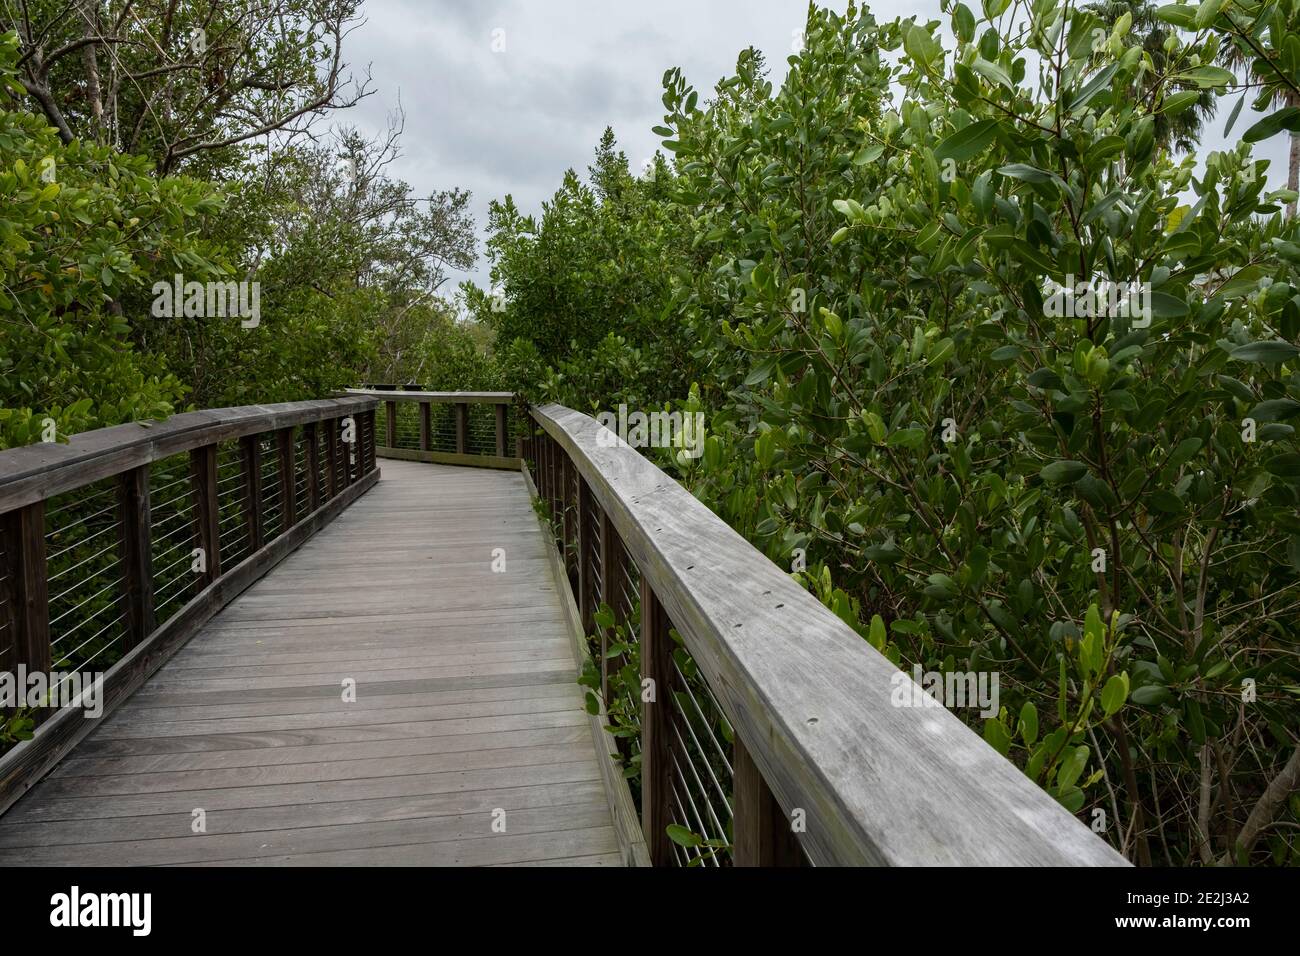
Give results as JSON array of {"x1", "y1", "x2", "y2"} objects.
[
  {"x1": 345, "y1": 388, "x2": 517, "y2": 468},
  {"x1": 524, "y1": 402, "x2": 1128, "y2": 867},
  {"x1": 0, "y1": 397, "x2": 380, "y2": 812}
]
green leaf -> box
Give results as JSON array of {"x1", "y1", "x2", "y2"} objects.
[
  {"x1": 971, "y1": 57, "x2": 1013, "y2": 90},
  {"x1": 853, "y1": 144, "x2": 885, "y2": 165},
  {"x1": 861, "y1": 410, "x2": 887, "y2": 443},
  {"x1": 1159, "y1": 90, "x2": 1202, "y2": 116},
  {"x1": 1166, "y1": 437, "x2": 1202, "y2": 470},
  {"x1": 887, "y1": 426, "x2": 927, "y2": 448},
  {"x1": 1101, "y1": 673, "x2": 1129, "y2": 717},
  {"x1": 1223, "y1": 93, "x2": 1246, "y2": 136},
  {"x1": 1040, "y1": 460, "x2": 1087, "y2": 483},
  {"x1": 1056, "y1": 745, "x2": 1090, "y2": 790},
  {"x1": 1069, "y1": 63, "x2": 1119, "y2": 111},
  {"x1": 1265, "y1": 453, "x2": 1300, "y2": 478},
  {"x1": 904, "y1": 24, "x2": 940, "y2": 70},
  {"x1": 1243, "y1": 107, "x2": 1300, "y2": 144},
  {"x1": 1155, "y1": 4, "x2": 1196, "y2": 27},
  {"x1": 666, "y1": 824, "x2": 702, "y2": 847},
  {"x1": 928, "y1": 337, "x2": 955, "y2": 365},
  {"x1": 1230, "y1": 341, "x2": 1300, "y2": 364},
  {"x1": 983, "y1": 717, "x2": 1012, "y2": 756},
  {"x1": 997, "y1": 163, "x2": 1054, "y2": 184},
  {"x1": 1249, "y1": 399, "x2": 1300, "y2": 421},
  {"x1": 1018, "y1": 701, "x2": 1038, "y2": 747},
  {"x1": 1131, "y1": 684, "x2": 1172, "y2": 706},
  {"x1": 934, "y1": 120, "x2": 1000, "y2": 162},
  {"x1": 867, "y1": 613, "x2": 887, "y2": 650},
  {"x1": 1180, "y1": 65, "x2": 1235, "y2": 88}
]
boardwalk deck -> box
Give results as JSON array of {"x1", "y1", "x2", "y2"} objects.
[{"x1": 0, "y1": 460, "x2": 623, "y2": 866}]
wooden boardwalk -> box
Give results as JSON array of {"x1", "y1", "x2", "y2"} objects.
[{"x1": 0, "y1": 460, "x2": 623, "y2": 866}]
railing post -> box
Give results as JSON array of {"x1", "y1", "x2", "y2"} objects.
[
  {"x1": 117, "y1": 466, "x2": 155, "y2": 649},
  {"x1": 342, "y1": 416, "x2": 356, "y2": 486},
  {"x1": 276, "y1": 427, "x2": 296, "y2": 528},
  {"x1": 577, "y1": 478, "x2": 595, "y2": 635},
  {"x1": 733, "y1": 736, "x2": 805, "y2": 866},
  {"x1": 385, "y1": 400, "x2": 397, "y2": 450},
  {"x1": 189, "y1": 444, "x2": 221, "y2": 586},
  {"x1": 419, "y1": 402, "x2": 432, "y2": 452},
  {"x1": 560, "y1": 453, "x2": 573, "y2": 574},
  {"x1": 240, "y1": 435, "x2": 264, "y2": 552},
  {"x1": 540, "y1": 433, "x2": 551, "y2": 503},
  {"x1": 640, "y1": 579, "x2": 677, "y2": 866},
  {"x1": 364, "y1": 408, "x2": 377, "y2": 473},
  {"x1": 304, "y1": 423, "x2": 321, "y2": 512},
  {"x1": 495, "y1": 404, "x2": 507, "y2": 457},
  {"x1": 1, "y1": 502, "x2": 51, "y2": 682},
  {"x1": 323, "y1": 419, "x2": 339, "y2": 500},
  {"x1": 598, "y1": 511, "x2": 629, "y2": 703},
  {"x1": 455, "y1": 402, "x2": 468, "y2": 455}
]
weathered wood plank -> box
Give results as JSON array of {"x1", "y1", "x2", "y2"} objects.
[
  {"x1": 733, "y1": 735, "x2": 805, "y2": 867},
  {"x1": 117, "y1": 466, "x2": 155, "y2": 650},
  {"x1": 240, "y1": 435, "x2": 264, "y2": 553},
  {"x1": 276, "y1": 427, "x2": 296, "y2": 528},
  {"x1": 0, "y1": 804, "x2": 614, "y2": 866},
  {"x1": 190, "y1": 444, "x2": 221, "y2": 585},
  {"x1": 639, "y1": 578, "x2": 676, "y2": 866},
  {"x1": 0, "y1": 502, "x2": 49, "y2": 677},
  {"x1": 0, "y1": 780, "x2": 607, "y2": 847}
]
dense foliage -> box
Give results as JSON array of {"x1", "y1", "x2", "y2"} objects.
[
  {"x1": 478, "y1": 2, "x2": 1300, "y2": 866},
  {"x1": 0, "y1": 16, "x2": 488, "y2": 446},
  {"x1": 467, "y1": 129, "x2": 698, "y2": 408}
]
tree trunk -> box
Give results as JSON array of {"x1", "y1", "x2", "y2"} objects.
[
  {"x1": 1288, "y1": 129, "x2": 1299, "y2": 220},
  {"x1": 81, "y1": 2, "x2": 104, "y2": 138}
]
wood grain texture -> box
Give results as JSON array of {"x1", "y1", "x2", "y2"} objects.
[
  {"x1": 117, "y1": 465, "x2": 156, "y2": 649},
  {"x1": 530, "y1": 403, "x2": 1128, "y2": 867},
  {"x1": 2, "y1": 502, "x2": 49, "y2": 676},
  {"x1": 0, "y1": 460, "x2": 620, "y2": 867},
  {"x1": 190, "y1": 444, "x2": 221, "y2": 585}
]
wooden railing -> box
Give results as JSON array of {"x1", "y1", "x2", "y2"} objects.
[
  {"x1": 0, "y1": 396, "x2": 380, "y2": 813},
  {"x1": 524, "y1": 402, "x2": 1129, "y2": 867},
  {"x1": 345, "y1": 388, "x2": 517, "y2": 469}
]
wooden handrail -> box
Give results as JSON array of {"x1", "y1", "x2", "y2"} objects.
[
  {"x1": 528, "y1": 402, "x2": 1128, "y2": 867},
  {"x1": 0, "y1": 397, "x2": 376, "y2": 514}
]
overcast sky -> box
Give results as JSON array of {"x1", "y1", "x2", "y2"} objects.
[{"x1": 341, "y1": 0, "x2": 1291, "y2": 296}]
